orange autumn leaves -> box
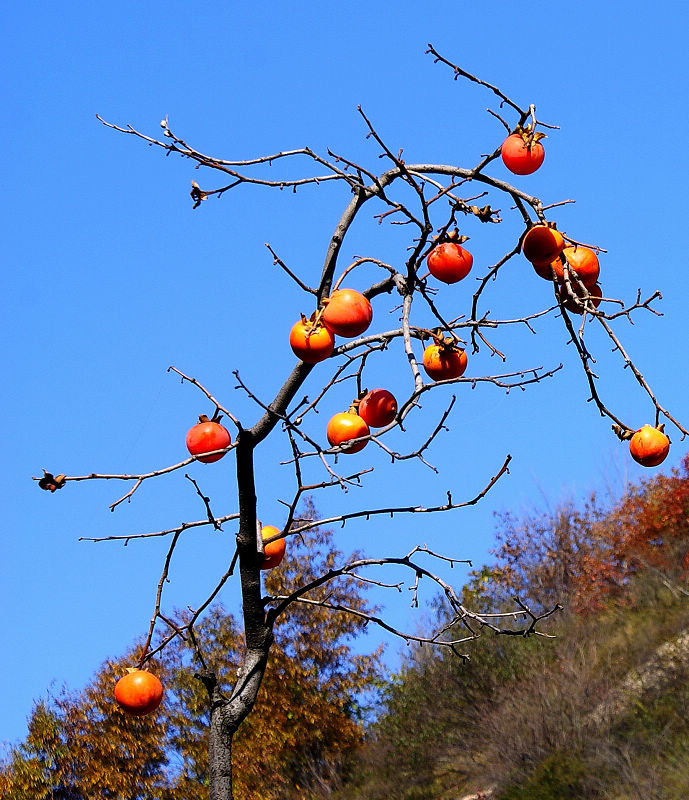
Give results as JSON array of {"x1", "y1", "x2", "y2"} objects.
[
  {"x1": 4, "y1": 518, "x2": 380, "y2": 800},
  {"x1": 483, "y1": 454, "x2": 689, "y2": 615}
]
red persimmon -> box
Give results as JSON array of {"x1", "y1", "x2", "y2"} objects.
[
  {"x1": 322, "y1": 289, "x2": 372, "y2": 338},
  {"x1": 358, "y1": 389, "x2": 398, "y2": 428},
  {"x1": 558, "y1": 246, "x2": 600, "y2": 287},
  {"x1": 114, "y1": 670, "x2": 164, "y2": 717},
  {"x1": 185, "y1": 418, "x2": 231, "y2": 463},
  {"x1": 559, "y1": 282, "x2": 602, "y2": 314},
  {"x1": 501, "y1": 133, "x2": 545, "y2": 175},
  {"x1": 536, "y1": 245, "x2": 600, "y2": 287},
  {"x1": 426, "y1": 243, "x2": 473, "y2": 284}
]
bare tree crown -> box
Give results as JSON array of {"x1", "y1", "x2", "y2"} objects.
[{"x1": 34, "y1": 47, "x2": 684, "y2": 800}]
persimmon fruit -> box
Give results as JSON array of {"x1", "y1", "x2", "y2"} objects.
[
  {"x1": 559, "y1": 282, "x2": 602, "y2": 314},
  {"x1": 536, "y1": 246, "x2": 600, "y2": 287},
  {"x1": 114, "y1": 669, "x2": 163, "y2": 717},
  {"x1": 629, "y1": 425, "x2": 670, "y2": 467},
  {"x1": 326, "y1": 411, "x2": 370, "y2": 453},
  {"x1": 501, "y1": 133, "x2": 545, "y2": 175},
  {"x1": 260, "y1": 525, "x2": 286, "y2": 570},
  {"x1": 426, "y1": 242, "x2": 473, "y2": 284},
  {"x1": 422, "y1": 344, "x2": 468, "y2": 381},
  {"x1": 532, "y1": 259, "x2": 558, "y2": 281},
  {"x1": 289, "y1": 318, "x2": 335, "y2": 363},
  {"x1": 186, "y1": 418, "x2": 231, "y2": 463},
  {"x1": 321, "y1": 289, "x2": 372, "y2": 338},
  {"x1": 358, "y1": 389, "x2": 397, "y2": 428},
  {"x1": 522, "y1": 224, "x2": 565, "y2": 266}
]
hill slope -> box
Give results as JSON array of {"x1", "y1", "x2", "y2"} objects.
[{"x1": 343, "y1": 459, "x2": 689, "y2": 799}]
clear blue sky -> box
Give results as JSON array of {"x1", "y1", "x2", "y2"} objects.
[{"x1": 3, "y1": 1, "x2": 688, "y2": 747}]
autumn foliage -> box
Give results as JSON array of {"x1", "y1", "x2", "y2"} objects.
[
  {"x1": 0, "y1": 515, "x2": 380, "y2": 800},
  {"x1": 482, "y1": 454, "x2": 689, "y2": 614}
]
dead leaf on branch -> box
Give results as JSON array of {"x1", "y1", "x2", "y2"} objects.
[
  {"x1": 190, "y1": 181, "x2": 208, "y2": 209},
  {"x1": 38, "y1": 470, "x2": 67, "y2": 492}
]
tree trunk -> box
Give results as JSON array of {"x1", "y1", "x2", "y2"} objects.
[
  {"x1": 209, "y1": 705, "x2": 234, "y2": 800},
  {"x1": 204, "y1": 430, "x2": 275, "y2": 799}
]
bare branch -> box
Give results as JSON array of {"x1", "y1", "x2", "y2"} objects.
[
  {"x1": 265, "y1": 242, "x2": 317, "y2": 295},
  {"x1": 139, "y1": 529, "x2": 183, "y2": 667},
  {"x1": 185, "y1": 474, "x2": 223, "y2": 531},
  {"x1": 425, "y1": 44, "x2": 525, "y2": 116},
  {"x1": 289, "y1": 454, "x2": 512, "y2": 536},
  {"x1": 168, "y1": 366, "x2": 241, "y2": 430},
  {"x1": 78, "y1": 513, "x2": 239, "y2": 543}
]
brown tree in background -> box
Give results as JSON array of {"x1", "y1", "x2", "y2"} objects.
[{"x1": 0, "y1": 519, "x2": 380, "y2": 799}]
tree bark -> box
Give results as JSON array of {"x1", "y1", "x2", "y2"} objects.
[
  {"x1": 208, "y1": 706, "x2": 234, "y2": 800},
  {"x1": 205, "y1": 430, "x2": 275, "y2": 799}
]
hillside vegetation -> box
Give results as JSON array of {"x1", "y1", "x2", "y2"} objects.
[
  {"x1": 4, "y1": 461, "x2": 689, "y2": 799},
  {"x1": 344, "y1": 456, "x2": 689, "y2": 800}
]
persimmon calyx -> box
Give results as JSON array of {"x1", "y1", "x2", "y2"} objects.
[
  {"x1": 612, "y1": 422, "x2": 668, "y2": 442},
  {"x1": 530, "y1": 220, "x2": 559, "y2": 231},
  {"x1": 299, "y1": 310, "x2": 323, "y2": 334},
  {"x1": 611, "y1": 425, "x2": 635, "y2": 442},
  {"x1": 306, "y1": 303, "x2": 327, "y2": 330},
  {"x1": 464, "y1": 203, "x2": 497, "y2": 222},
  {"x1": 440, "y1": 229, "x2": 469, "y2": 245},
  {"x1": 513, "y1": 125, "x2": 547, "y2": 147},
  {"x1": 197, "y1": 412, "x2": 224, "y2": 424},
  {"x1": 190, "y1": 181, "x2": 208, "y2": 208},
  {"x1": 427, "y1": 327, "x2": 464, "y2": 350}
]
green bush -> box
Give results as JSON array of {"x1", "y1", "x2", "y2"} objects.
[{"x1": 499, "y1": 751, "x2": 586, "y2": 800}]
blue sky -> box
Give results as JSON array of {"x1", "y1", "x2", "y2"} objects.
[{"x1": 3, "y1": 1, "x2": 688, "y2": 747}]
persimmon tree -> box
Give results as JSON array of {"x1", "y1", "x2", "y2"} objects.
[{"x1": 35, "y1": 47, "x2": 686, "y2": 800}]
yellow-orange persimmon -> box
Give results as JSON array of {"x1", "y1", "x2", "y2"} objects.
[
  {"x1": 326, "y1": 410, "x2": 370, "y2": 453},
  {"x1": 422, "y1": 344, "x2": 468, "y2": 381},
  {"x1": 289, "y1": 317, "x2": 335, "y2": 363},
  {"x1": 629, "y1": 425, "x2": 670, "y2": 467},
  {"x1": 522, "y1": 224, "x2": 565, "y2": 266},
  {"x1": 260, "y1": 525, "x2": 286, "y2": 570}
]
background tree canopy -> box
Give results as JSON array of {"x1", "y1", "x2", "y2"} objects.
[{"x1": 1, "y1": 516, "x2": 381, "y2": 800}]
